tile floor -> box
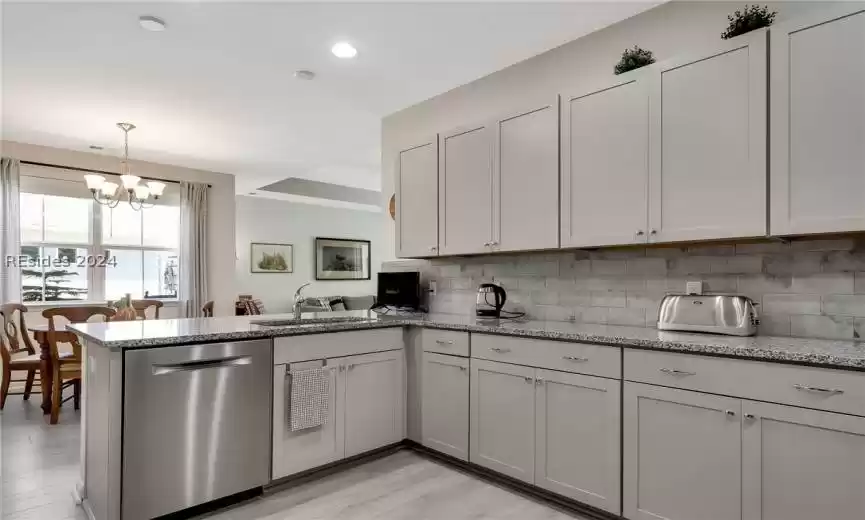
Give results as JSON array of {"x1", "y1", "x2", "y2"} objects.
[
  {"x1": 2, "y1": 400, "x2": 585, "y2": 520},
  {"x1": 0, "y1": 400, "x2": 85, "y2": 520}
]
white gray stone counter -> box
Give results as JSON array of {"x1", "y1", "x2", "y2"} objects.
[{"x1": 68, "y1": 310, "x2": 865, "y2": 371}]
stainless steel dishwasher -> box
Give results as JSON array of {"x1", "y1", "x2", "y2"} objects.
[{"x1": 122, "y1": 339, "x2": 272, "y2": 520}]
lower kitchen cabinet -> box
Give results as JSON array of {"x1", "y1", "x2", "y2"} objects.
[
  {"x1": 624, "y1": 382, "x2": 742, "y2": 520},
  {"x1": 272, "y1": 361, "x2": 344, "y2": 480},
  {"x1": 742, "y1": 400, "x2": 865, "y2": 520},
  {"x1": 344, "y1": 349, "x2": 406, "y2": 457},
  {"x1": 535, "y1": 369, "x2": 621, "y2": 514},
  {"x1": 422, "y1": 352, "x2": 469, "y2": 460},
  {"x1": 470, "y1": 359, "x2": 536, "y2": 482}
]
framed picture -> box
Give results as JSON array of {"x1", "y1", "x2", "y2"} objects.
[
  {"x1": 315, "y1": 237, "x2": 371, "y2": 281},
  {"x1": 250, "y1": 242, "x2": 293, "y2": 273}
]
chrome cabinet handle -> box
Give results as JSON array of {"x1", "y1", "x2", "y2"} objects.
[
  {"x1": 725, "y1": 410, "x2": 736, "y2": 417},
  {"x1": 489, "y1": 347, "x2": 511, "y2": 353},
  {"x1": 459, "y1": 366, "x2": 468, "y2": 372},
  {"x1": 524, "y1": 377, "x2": 533, "y2": 384},
  {"x1": 744, "y1": 413, "x2": 756, "y2": 420},
  {"x1": 490, "y1": 241, "x2": 499, "y2": 246},
  {"x1": 793, "y1": 384, "x2": 844, "y2": 395},
  {"x1": 483, "y1": 242, "x2": 492, "y2": 247},
  {"x1": 435, "y1": 339, "x2": 454, "y2": 345},
  {"x1": 429, "y1": 246, "x2": 437, "y2": 252},
  {"x1": 562, "y1": 356, "x2": 588, "y2": 363},
  {"x1": 650, "y1": 229, "x2": 657, "y2": 235},
  {"x1": 659, "y1": 368, "x2": 696, "y2": 376},
  {"x1": 536, "y1": 378, "x2": 544, "y2": 386},
  {"x1": 347, "y1": 363, "x2": 355, "y2": 370},
  {"x1": 636, "y1": 230, "x2": 645, "y2": 236}
]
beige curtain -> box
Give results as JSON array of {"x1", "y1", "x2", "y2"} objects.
[
  {"x1": 1, "y1": 158, "x2": 21, "y2": 303},
  {"x1": 179, "y1": 181, "x2": 208, "y2": 317}
]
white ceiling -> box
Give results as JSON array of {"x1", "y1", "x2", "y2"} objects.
[{"x1": 1, "y1": 1, "x2": 658, "y2": 194}]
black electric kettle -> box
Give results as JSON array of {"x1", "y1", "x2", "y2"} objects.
[{"x1": 476, "y1": 283, "x2": 507, "y2": 318}]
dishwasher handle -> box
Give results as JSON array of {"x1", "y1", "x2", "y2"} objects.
[{"x1": 152, "y1": 355, "x2": 253, "y2": 376}]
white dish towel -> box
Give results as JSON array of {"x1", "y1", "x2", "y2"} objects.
[{"x1": 289, "y1": 367, "x2": 330, "y2": 431}]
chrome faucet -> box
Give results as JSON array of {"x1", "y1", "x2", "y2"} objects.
[{"x1": 293, "y1": 282, "x2": 312, "y2": 319}]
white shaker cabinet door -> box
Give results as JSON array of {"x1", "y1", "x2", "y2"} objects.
[
  {"x1": 395, "y1": 137, "x2": 439, "y2": 258},
  {"x1": 624, "y1": 382, "x2": 742, "y2": 520},
  {"x1": 534, "y1": 369, "x2": 621, "y2": 515},
  {"x1": 494, "y1": 98, "x2": 559, "y2": 252},
  {"x1": 470, "y1": 359, "x2": 536, "y2": 483},
  {"x1": 770, "y1": 7, "x2": 865, "y2": 236},
  {"x1": 648, "y1": 29, "x2": 767, "y2": 243},
  {"x1": 343, "y1": 350, "x2": 405, "y2": 457},
  {"x1": 438, "y1": 123, "x2": 494, "y2": 256},
  {"x1": 742, "y1": 400, "x2": 865, "y2": 520},
  {"x1": 272, "y1": 361, "x2": 344, "y2": 479},
  {"x1": 421, "y1": 352, "x2": 470, "y2": 461},
  {"x1": 561, "y1": 71, "x2": 650, "y2": 248}
]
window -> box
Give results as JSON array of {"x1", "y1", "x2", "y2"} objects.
[{"x1": 19, "y1": 171, "x2": 180, "y2": 303}]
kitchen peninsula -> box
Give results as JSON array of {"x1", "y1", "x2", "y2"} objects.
[{"x1": 70, "y1": 311, "x2": 865, "y2": 520}]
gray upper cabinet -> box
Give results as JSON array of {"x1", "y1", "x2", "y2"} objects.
[
  {"x1": 439, "y1": 123, "x2": 494, "y2": 255},
  {"x1": 561, "y1": 72, "x2": 650, "y2": 248},
  {"x1": 770, "y1": 6, "x2": 865, "y2": 236},
  {"x1": 742, "y1": 400, "x2": 865, "y2": 520},
  {"x1": 395, "y1": 138, "x2": 439, "y2": 258},
  {"x1": 648, "y1": 29, "x2": 768, "y2": 243},
  {"x1": 624, "y1": 382, "x2": 742, "y2": 520},
  {"x1": 494, "y1": 98, "x2": 560, "y2": 252}
]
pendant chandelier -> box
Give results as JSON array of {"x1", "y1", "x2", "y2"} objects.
[{"x1": 83, "y1": 123, "x2": 166, "y2": 211}]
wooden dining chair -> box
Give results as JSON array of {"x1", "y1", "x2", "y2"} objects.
[
  {"x1": 131, "y1": 299, "x2": 164, "y2": 320},
  {"x1": 0, "y1": 303, "x2": 41, "y2": 409},
  {"x1": 42, "y1": 306, "x2": 116, "y2": 423},
  {"x1": 202, "y1": 301, "x2": 214, "y2": 317}
]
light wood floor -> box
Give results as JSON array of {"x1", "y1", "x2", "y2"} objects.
[
  {"x1": 0, "y1": 400, "x2": 86, "y2": 520},
  {"x1": 198, "y1": 451, "x2": 588, "y2": 520},
  {"x1": 1, "y1": 400, "x2": 587, "y2": 520}
]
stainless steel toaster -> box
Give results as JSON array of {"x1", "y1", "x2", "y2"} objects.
[{"x1": 657, "y1": 294, "x2": 760, "y2": 336}]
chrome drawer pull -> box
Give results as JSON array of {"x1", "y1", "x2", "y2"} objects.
[
  {"x1": 435, "y1": 339, "x2": 454, "y2": 346},
  {"x1": 489, "y1": 347, "x2": 511, "y2": 353},
  {"x1": 524, "y1": 376, "x2": 533, "y2": 384},
  {"x1": 459, "y1": 366, "x2": 468, "y2": 372},
  {"x1": 562, "y1": 356, "x2": 588, "y2": 363},
  {"x1": 793, "y1": 384, "x2": 844, "y2": 395},
  {"x1": 659, "y1": 368, "x2": 696, "y2": 376}
]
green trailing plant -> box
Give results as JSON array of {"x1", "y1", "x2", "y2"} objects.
[
  {"x1": 722, "y1": 4, "x2": 777, "y2": 39},
  {"x1": 614, "y1": 46, "x2": 655, "y2": 75}
]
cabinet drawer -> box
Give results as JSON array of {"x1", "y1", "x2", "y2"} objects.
[
  {"x1": 421, "y1": 329, "x2": 469, "y2": 357},
  {"x1": 472, "y1": 334, "x2": 620, "y2": 379},
  {"x1": 625, "y1": 349, "x2": 865, "y2": 417},
  {"x1": 273, "y1": 328, "x2": 403, "y2": 365}
]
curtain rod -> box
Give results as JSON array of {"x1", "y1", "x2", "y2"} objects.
[{"x1": 20, "y1": 160, "x2": 212, "y2": 188}]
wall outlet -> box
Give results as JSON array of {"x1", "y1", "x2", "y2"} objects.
[
  {"x1": 429, "y1": 280, "x2": 437, "y2": 296},
  {"x1": 686, "y1": 281, "x2": 703, "y2": 295}
]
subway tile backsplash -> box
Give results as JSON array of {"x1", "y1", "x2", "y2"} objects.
[{"x1": 383, "y1": 237, "x2": 865, "y2": 341}]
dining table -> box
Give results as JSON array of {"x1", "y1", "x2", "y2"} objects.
[{"x1": 27, "y1": 324, "x2": 77, "y2": 415}]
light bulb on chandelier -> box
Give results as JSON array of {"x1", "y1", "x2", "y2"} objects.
[{"x1": 85, "y1": 123, "x2": 166, "y2": 211}]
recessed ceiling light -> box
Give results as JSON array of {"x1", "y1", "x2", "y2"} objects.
[
  {"x1": 294, "y1": 70, "x2": 316, "y2": 80},
  {"x1": 139, "y1": 15, "x2": 167, "y2": 32},
  {"x1": 331, "y1": 42, "x2": 357, "y2": 59},
  {"x1": 89, "y1": 145, "x2": 104, "y2": 150}
]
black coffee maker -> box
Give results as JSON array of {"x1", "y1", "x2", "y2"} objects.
[{"x1": 476, "y1": 283, "x2": 507, "y2": 318}]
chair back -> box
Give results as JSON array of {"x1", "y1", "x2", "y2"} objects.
[
  {"x1": 202, "y1": 301, "x2": 214, "y2": 317},
  {"x1": 130, "y1": 299, "x2": 163, "y2": 320},
  {"x1": 1, "y1": 303, "x2": 36, "y2": 367},
  {"x1": 42, "y1": 306, "x2": 116, "y2": 362}
]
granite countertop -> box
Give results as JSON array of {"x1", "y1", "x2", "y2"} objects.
[{"x1": 68, "y1": 310, "x2": 865, "y2": 371}]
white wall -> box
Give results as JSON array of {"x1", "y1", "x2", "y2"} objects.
[
  {"x1": 380, "y1": 0, "x2": 845, "y2": 258},
  {"x1": 1, "y1": 140, "x2": 237, "y2": 317},
  {"x1": 235, "y1": 195, "x2": 384, "y2": 312}
]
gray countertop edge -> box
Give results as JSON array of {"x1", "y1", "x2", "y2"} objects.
[{"x1": 69, "y1": 319, "x2": 865, "y2": 372}]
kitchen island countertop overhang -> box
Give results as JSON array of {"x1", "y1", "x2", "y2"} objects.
[{"x1": 68, "y1": 310, "x2": 865, "y2": 371}]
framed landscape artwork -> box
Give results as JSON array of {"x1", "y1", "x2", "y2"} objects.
[
  {"x1": 314, "y1": 237, "x2": 370, "y2": 280},
  {"x1": 250, "y1": 242, "x2": 293, "y2": 273}
]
